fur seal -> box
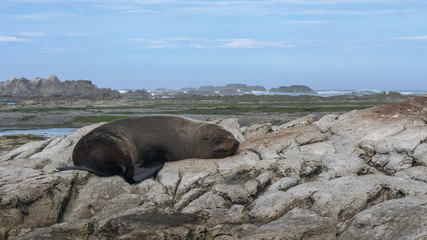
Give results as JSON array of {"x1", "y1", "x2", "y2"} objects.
[{"x1": 58, "y1": 116, "x2": 239, "y2": 184}]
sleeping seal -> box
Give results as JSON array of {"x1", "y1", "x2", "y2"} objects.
[{"x1": 58, "y1": 116, "x2": 239, "y2": 184}]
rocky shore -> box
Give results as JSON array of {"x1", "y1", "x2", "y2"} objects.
[{"x1": 0, "y1": 95, "x2": 426, "y2": 239}]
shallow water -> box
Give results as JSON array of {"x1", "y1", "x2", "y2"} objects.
[{"x1": 0, "y1": 128, "x2": 77, "y2": 138}]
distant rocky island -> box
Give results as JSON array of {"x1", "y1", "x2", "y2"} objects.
[
  {"x1": 0, "y1": 75, "x2": 115, "y2": 97},
  {"x1": 270, "y1": 85, "x2": 317, "y2": 94},
  {"x1": 0, "y1": 76, "x2": 317, "y2": 99}
]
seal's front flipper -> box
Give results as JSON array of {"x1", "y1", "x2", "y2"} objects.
[{"x1": 133, "y1": 161, "x2": 164, "y2": 183}]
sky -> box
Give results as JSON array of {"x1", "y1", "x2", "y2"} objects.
[{"x1": 0, "y1": 0, "x2": 427, "y2": 91}]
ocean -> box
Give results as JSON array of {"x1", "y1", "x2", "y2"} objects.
[
  {"x1": 251, "y1": 89, "x2": 427, "y2": 97},
  {"x1": 0, "y1": 128, "x2": 77, "y2": 138}
]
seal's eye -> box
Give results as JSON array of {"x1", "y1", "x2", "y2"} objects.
[
  {"x1": 203, "y1": 137, "x2": 210, "y2": 141},
  {"x1": 213, "y1": 137, "x2": 224, "y2": 144}
]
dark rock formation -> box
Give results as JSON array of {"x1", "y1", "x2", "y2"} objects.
[
  {"x1": 270, "y1": 85, "x2": 317, "y2": 94},
  {"x1": 0, "y1": 75, "x2": 119, "y2": 97},
  {"x1": 121, "y1": 90, "x2": 151, "y2": 100}
]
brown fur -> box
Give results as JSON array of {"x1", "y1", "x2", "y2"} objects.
[{"x1": 58, "y1": 116, "x2": 239, "y2": 184}]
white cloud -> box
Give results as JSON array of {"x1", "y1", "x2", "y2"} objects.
[
  {"x1": 131, "y1": 37, "x2": 287, "y2": 49},
  {"x1": 7, "y1": 0, "x2": 417, "y2": 18},
  {"x1": 221, "y1": 39, "x2": 284, "y2": 49},
  {"x1": 131, "y1": 38, "x2": 178, "y2": 48},
  {"x1": 5, "y1": 11, "x2": 77, "y2": 20},
  {"x1": 114, "y1": 0, "x2": 420, "y2": 16},
  {"x1": 0, "y1": 35, "x2": 27, "y2": 42},
  {"x1": 397, "y1": 35, "x2": 427, "y2": 40},
  {"x1": 281, "y1": 20, "x2": 332, "y2": 24},
  {"x1": 36, "y1": 47, "x2": 68, "y2": 53},
  {"x1": 15, "y1": 32, "x2": 46, "y2": 38},
  {"x1": 67, "y1": 33, "x2": 90, "y2": 37}
]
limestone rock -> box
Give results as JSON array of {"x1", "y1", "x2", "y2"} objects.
[
  {"x1": 273, "y1": 114, "x2": 317, "y2": 131},
  {"x1": 414, "y1": 143, "x2": 427, "y2": 166},
  {"x1": 338, "y1": 195, "x2": 427, "y2": 240},
  {"x1": 181, "y1": 192, "x2": 227, "y2": 214},
  {"x1": 243, "y1": 123, "x2": 272, "y2": 140},
  {"x1": 245, "y1": 208, "x2": 336, "y2": 240}
]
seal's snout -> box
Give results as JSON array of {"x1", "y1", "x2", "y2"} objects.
[
  {"x1": 233, "y1": 139, "x2": 240, "y2": 150},
  {"x1": 226, "y1": 137, "x2": 240, "y2": 155}
]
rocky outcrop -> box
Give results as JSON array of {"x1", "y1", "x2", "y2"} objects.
[
  {"x1": 270, "y1": 85, "x2": 317, "y2": 94},
  {"x1": 1, "y1": 95, "x2": 426, "y2": 239},
  {"x1": 0, "y1": 134, "x2": 47, "y2": 156},
  {"x1": 0, "y1": 75, "x2": 119, "y2": 97}
]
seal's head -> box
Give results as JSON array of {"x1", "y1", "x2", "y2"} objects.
[{"x1": 196, "y1": 124, "x2": 239, "y2": 159}]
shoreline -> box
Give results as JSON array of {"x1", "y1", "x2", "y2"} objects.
[
  {"x1": 0, "y1": 92, "x2": 419, "y2": 154},
  {"x1": 0, "y1": 92, "x2": 416, "y2": 132}
]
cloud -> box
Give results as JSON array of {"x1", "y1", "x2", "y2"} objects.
[
  {"x1": 221, "y1": 39, "x2": 284, "y2": 49},
  {"x1": 5, "y1": 11, "x2": 77, "y2": 20},
  {"x1": 281, "y1": 20, "x2": 332, "y2": 24},
  {"x1": 0, "y1": 35, "x2": 28, "y2": 42},
  {"x1": 397, "y1": 35, "x2": 427, "y2": 40},
  {"x1": 6, "y1": 0, "x2": 418, "y2": 18},
  {"x1": 15, "y1": 32, "x2": 46, "y2": 38},
  {"x1": 67, "y1": 33, "x2": 90, "y2": 37},
  {"x1": 131, "y1": 38, "x2": 179, "y2": 48},
  {"x1": 36, "y1": 47, "x2": 68, "y2": 53},
  {"x1": 114, "y1": 0, "x2": 420, "y2": 16},
  {"x1": 130, "y1": 37, "x2": 287, "y2": 49}
]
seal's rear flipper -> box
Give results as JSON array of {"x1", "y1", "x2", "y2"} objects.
[{"x1": 133, "y1": 162, "x2": 164, "y2": 183}]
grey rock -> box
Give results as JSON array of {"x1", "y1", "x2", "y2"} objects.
[
  {"x1": 62, "y1": 175, "x2": 132, "y2": 221},
  {"x1": 319, "y1": 153, "x2": 372, "y2": 180},
  {"x1": 133, "y1": 178, "x2": 171, "y2": 207},
  {"x1": 245, "y1": 208, "x2": 336, "y2": 240},
  {"x1": 394, "y1": 166, "x2": 427, "y2": 183},
  {"x1": 414, "y1": 143, "x2": 427, "y2": 166},
  {"x1": 338, "y1": 195, "x2": 427, "y2": 240},
  {"x1": 174, "y1": 188, "x2": 205, "y2": 211},
  {"x1": 181, "y1": 192, "x2": 227, "y2": 214},
  {"x1": 243, "y1": 123, "x2": 272, "y2": 140},
  {"x1": 313, "y1": 114, "x2": 338, "y2": 133},
  {"x1": 214, "y1": 183, "x2": 253, "y2": 204},
  {"x1": 299, "y1": 141, "x2": 336, "y2": 156},
  {"x1": 176, "y1": 171, "x2": 212, "y2": 197},
  {"x1": 273, "y1": 114, "x2": 317, "y2": 131},
  {"x1": 266, "y1": 177, "x2": 298, "y2": 192},
  {"x1": 209, "y1": 118, "x2": 244, "y2": 142},
  {"x1": 0, "y1": 75, "x2": 118, "y2": 97},
  {"x1": 0, "y1": 172, "x2": 77, "y2": 230},
  {"x1": 2, "y1": 96, "x2": 427, "y2": 239}
]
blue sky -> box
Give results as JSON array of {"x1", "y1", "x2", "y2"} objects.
[{"x1": 1, "y1": 0, "x2": 426, "y2": 91}]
